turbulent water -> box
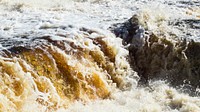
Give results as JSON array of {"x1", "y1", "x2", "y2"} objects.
[{"x1": 0, "y1": 0, "x2": 200, "y2": 112}]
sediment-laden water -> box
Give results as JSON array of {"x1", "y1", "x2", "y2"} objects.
[{"x1": 0, "y1": 0, "x2": 200, "y2": 112}]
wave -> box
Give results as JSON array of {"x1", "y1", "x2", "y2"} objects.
[{"x1": 0, "y1": 0, "x2": 200, "y2": 112}]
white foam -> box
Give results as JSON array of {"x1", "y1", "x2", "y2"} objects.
[
  {"x1": 0, "y1": 0, "x2": 200, "y2": 111},
  {"x1": 65, "y1": 81, "x2": 200, "y2": 112}
]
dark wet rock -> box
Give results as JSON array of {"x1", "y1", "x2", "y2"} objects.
[
  {"x1": 110, "y1": 16, "x2": 200, "y2": 89},
  {"x1": 109, "y1": 15, "x2": 146, "y2": 47}
]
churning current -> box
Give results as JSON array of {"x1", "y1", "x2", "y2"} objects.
[{"x1": 0, "y1": 0, "x2": 200, "y2": 112}]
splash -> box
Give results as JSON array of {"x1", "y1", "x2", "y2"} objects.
[
  {"x1": 0, "y1": 0, "x2": 200, "y2": 112},
  {"x1": 0, "y1": 27, "x2": 138, "y2": 111}
]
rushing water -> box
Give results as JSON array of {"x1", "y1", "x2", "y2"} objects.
[{"x1": 0, "y1": 0, "x2": 200, "y2": 112}]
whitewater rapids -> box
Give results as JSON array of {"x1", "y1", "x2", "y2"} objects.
[{"x1": 0, "y1": 0, "x2": 200, "y2": 112}]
